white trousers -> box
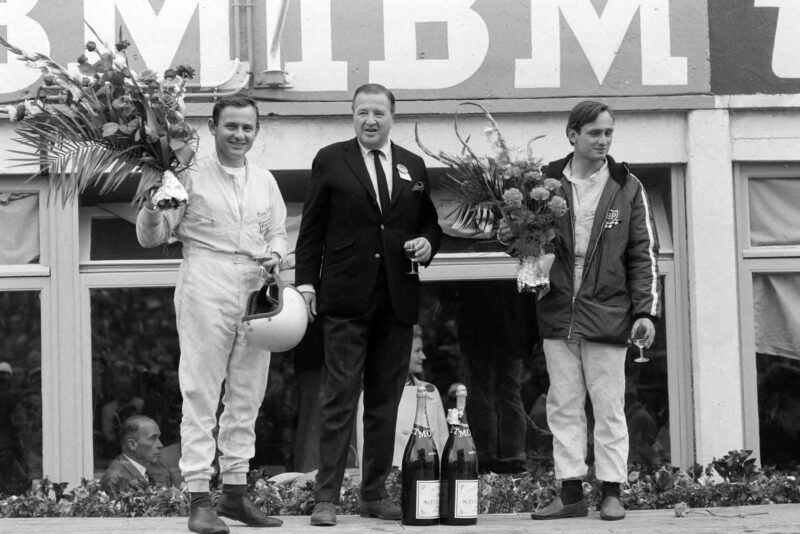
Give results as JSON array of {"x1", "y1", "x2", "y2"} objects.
[
  {"x1": 543, "y1": 338, "x2": 628, "y2": 483},
  {"x1": 175, "y1": 254, "x2": 270, "y2": 492}
]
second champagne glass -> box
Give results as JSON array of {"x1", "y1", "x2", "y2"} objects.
[{"x1": 405, "y1": 242, "x2": 419, "y2": 275}]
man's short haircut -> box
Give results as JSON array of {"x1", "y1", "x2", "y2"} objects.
[
  {"x1": 211, "y1": 95, "x2": 260, "y2": 126},
  {"x1": 352, "y1": 83, "x2": 396, "y2": 114},
  {"x1": 120, "y1": 415, "x2": 154, "y2": 444},
  {"x1": 566, "y1": 100, "x2": 614, "y2": 145}
]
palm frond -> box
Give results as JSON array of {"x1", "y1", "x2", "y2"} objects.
[{"x1": 9, "y1": 106, "x2": 150, "y2": 205}]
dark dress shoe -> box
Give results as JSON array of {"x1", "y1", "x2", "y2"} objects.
[
  {"x1": 359, "y1": 497, "x2": 401, "y2": 520},
  {"x1": 310, "y1": 501, "x2": 337, "y2": 526},
  {"x1": 600, "y1": 495, "x2": 626, "y2": 520},
  {"x1": 216, "y1": 494, "x2": 283, "y2": 527},
  {"x1": 188, "y1": 506, "x2": 230, "y2": 534},
  {"x1": 530, "y1": 497, "x2": 588, "y2": 520}
]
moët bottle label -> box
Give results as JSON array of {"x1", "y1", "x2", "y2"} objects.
[
  {"x1": 454, "y1": 479, "x2": 479, "y2": 518},
  {"x1": 416, "y1": 480, "x2": 440, "y2": 519}
]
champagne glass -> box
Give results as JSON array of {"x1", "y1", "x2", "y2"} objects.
[
  {"x1": 404, "y1": 241, "x2": 419, "y2": 276},
  {"x1": 631, "y1": 327, "x2": 649, "y2": 363}
]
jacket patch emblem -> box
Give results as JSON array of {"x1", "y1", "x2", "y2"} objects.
[
  {"x1": 604, "y1": 209, "x2": 620, "y2": 228},
  {"x1": 411, "y1": 181, "x2": 425, "y2": 193},
  {"x1": 259, "y1": 221, "x2": 271, "y2": 233}
]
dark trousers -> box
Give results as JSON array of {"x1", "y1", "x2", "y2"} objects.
[
  {"x1": 467, "y1": 354, "x2": 526, "y2": 462},
  {"x1": 314, "y1": 272, "x2": 413, "y2": 502}
]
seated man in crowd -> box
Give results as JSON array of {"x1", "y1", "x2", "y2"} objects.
[{"x1": 101, "y1": 414, "x2": 176, "y2": 488}]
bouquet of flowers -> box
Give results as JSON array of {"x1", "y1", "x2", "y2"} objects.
[
  {"x1": 0, "y1": 25, "x2": 196, "y2": 208},
  {"x1": 415, "y1": 102, "x2": 568, "y2": 294}
]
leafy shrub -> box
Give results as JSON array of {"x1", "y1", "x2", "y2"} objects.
[{"x1": 1, "y1": 450, "x2": 798, "y2": 518}]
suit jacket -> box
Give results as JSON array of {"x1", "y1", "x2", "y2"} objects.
[
  {"x1": 100, "y1": 454, "x2": 175, "y2": 488},
  {"x1": 295, "y1": 138, "x2": 442, "y2": 324}
]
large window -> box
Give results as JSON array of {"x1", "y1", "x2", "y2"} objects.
[
  {"x1": 0, "y1": 290, "x2": 43, "y2": 494},
  {"x1": 78, "y1": 164, "x2": 686, "y2": 477},
  {"x1": 737, "y1": 165, "x2": 800, "y2": 467}
]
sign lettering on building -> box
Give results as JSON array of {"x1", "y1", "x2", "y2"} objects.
[{"x1": 2, "y1": 0, "x2": 795, "y2": 103}]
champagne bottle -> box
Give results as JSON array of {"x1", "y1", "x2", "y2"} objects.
[
  {"x1": 401, "y1": 384, "x2": 440, "y2": 525},
  {"x1": 440, "y1": 384, "x2": 479, "y2": 525}
]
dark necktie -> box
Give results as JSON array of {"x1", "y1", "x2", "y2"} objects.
[{"x1": 372, "y1": 150, "x2": 390, "y2": 212}]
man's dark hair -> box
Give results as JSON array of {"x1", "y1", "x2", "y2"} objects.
[
  {"x1": 120, "y1": 415, "x2": 153, "y2": 445},
  {"x1": 566, "y1": 100, "x2": 614, "y2": 145},
  {"x1": 211, "y1": 95, "x2": 260, "y2": 126},
  {"x1": 352, "y1": 83, "x2": 396, "y2": 114}
]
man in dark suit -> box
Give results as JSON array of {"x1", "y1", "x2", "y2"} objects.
[
  {"x1": 295, "y1": 83, "x2": 442, "y2": 526},
  {"x1": 101, "y1": 415, "x2": 176, "y2": 489}
]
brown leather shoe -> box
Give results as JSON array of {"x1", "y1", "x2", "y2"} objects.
[
  {"x1": 600, "y1": 495, "x2": 626, "y2": 520},
  {"x1": 216, "y1": 494, "x2": 282, "y2": 527},
  {"x1": 188, "y1": 506, "x2": 230, "y2": 534},
  {"x1": 310, "y1": 501, "x2": 337, "y2": 526},
  {"x1": 359, "y1": 497, "x2": 401, "y2": 520},
  {"x1": 530, "y1": 497, "x2": 588, "y2": 520}
]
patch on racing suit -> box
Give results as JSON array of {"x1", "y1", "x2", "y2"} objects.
[{"x1": 604, "y1": 209, "x2": 621, "y2": 229}]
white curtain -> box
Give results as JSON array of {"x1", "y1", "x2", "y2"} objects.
[
  {"x1": 753, "y1": 273, "x2": 800, "y2": 361},
  {"x1": 0, "y1": 192, "x2": 40, "y2": 264}
]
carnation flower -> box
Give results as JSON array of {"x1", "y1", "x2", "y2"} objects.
[
  {"x1": 548, "y1": 196, "x2": 568, "y2": 217},
  {"x1": 503, "y1": 187, "x2": 524, "y2": 207},
  {"x1": 544, "y1": 178, "x2": 562, "y2": 191},
  {"x1": 503, "y1": 165, "x2": 522, "y2": 180},
  {"x1": 529, "y1": 187, "x2": 549, "y2": 201}
]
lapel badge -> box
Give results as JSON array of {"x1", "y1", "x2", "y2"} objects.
[
  {"x1": 396, "y1": 163, "x2": 412, "y2": 181},
  {"x1": 604, "y1": 209, "x2": 620, "y2": 228}
]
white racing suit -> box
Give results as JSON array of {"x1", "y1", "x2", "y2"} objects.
[{"x1": 136, "y1": 155, "x2": 288, "y2": 492}]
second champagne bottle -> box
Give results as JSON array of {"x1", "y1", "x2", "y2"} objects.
[{"x1": 401, "y1": 384, "x2": 440, "y2": 525}]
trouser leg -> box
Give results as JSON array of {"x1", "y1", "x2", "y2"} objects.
[
  {"x1": 314, "y1": 314, "x2": 370, "y2": 503},
  {"x1": 466, "y1": 351, "x2": 497, "y2": 462},
  {"x1": 497, "y1": 357, "x2": 526, "y2": 461},
  {"x1": 543, "y1": 338, "x2": 588, "y2": 480},
  {"x1": 176, "y1": 259, "x2": 240, "y2": 492},
  {"x1": 217, "y1": 261, "x2": 270, "y2": 484},
  {"x1": 583, "y1": 341, "x2": 628, "y2": 483},
  {"x1": 360, "y1": 300, "x2": 412, "y2": 501}
]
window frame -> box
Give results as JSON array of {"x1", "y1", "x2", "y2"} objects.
[
  {"x1": 0, "y1": 176, "x2": 51, "y2": 277},
  {"x1": 735, "y1": 163, "x2": 800, "y2": 463}
]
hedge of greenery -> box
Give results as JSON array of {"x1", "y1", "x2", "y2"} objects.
[{"x1": 1, "y1": 450, "x2": 798, "y2": 518}]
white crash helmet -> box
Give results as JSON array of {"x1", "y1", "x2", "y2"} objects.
[{"x1": 242, "y1": 274, "x2": 308, "y2": 352}]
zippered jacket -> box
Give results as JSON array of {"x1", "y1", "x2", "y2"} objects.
[{"x1": 536, "y1": 153, "x2": 661, "y2": 345}]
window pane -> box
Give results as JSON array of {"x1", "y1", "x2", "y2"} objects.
[
  {"x1": 414, "y1": 279, "x2": 670, "y2": 469},
  {"x1": 0, "y1": 290, "x2": 42, "y2": 493},
  {"x1": 753, "y1": 272, "x2": 800, "y2": 360},
  {"x1": 0, "y1": 192, "x2": 40, "y2": 264},
  {"x1": 753, "y1": 272, "x2": 800, "y2": 468},
  {"x1": 748, "y1": 178, "x2": 800, "y2": 247},
  {"x1": 756, "y1": 353, "x2": 800, "y2": 468},
  {"x1": 90, "y1": 288, "x2": 182, "y2": 476},
  {"x1": 90, "y1": 218, "x2": 182, "y2": 261}
]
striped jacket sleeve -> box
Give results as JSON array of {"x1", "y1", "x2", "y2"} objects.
[{"x1": 626, "y1": 177, "x2": 662, "y2": 321}]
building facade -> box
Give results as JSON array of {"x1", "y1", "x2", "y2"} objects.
[{"x1": 1, "y1": 0, "x2": 799, "y2": 489}]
